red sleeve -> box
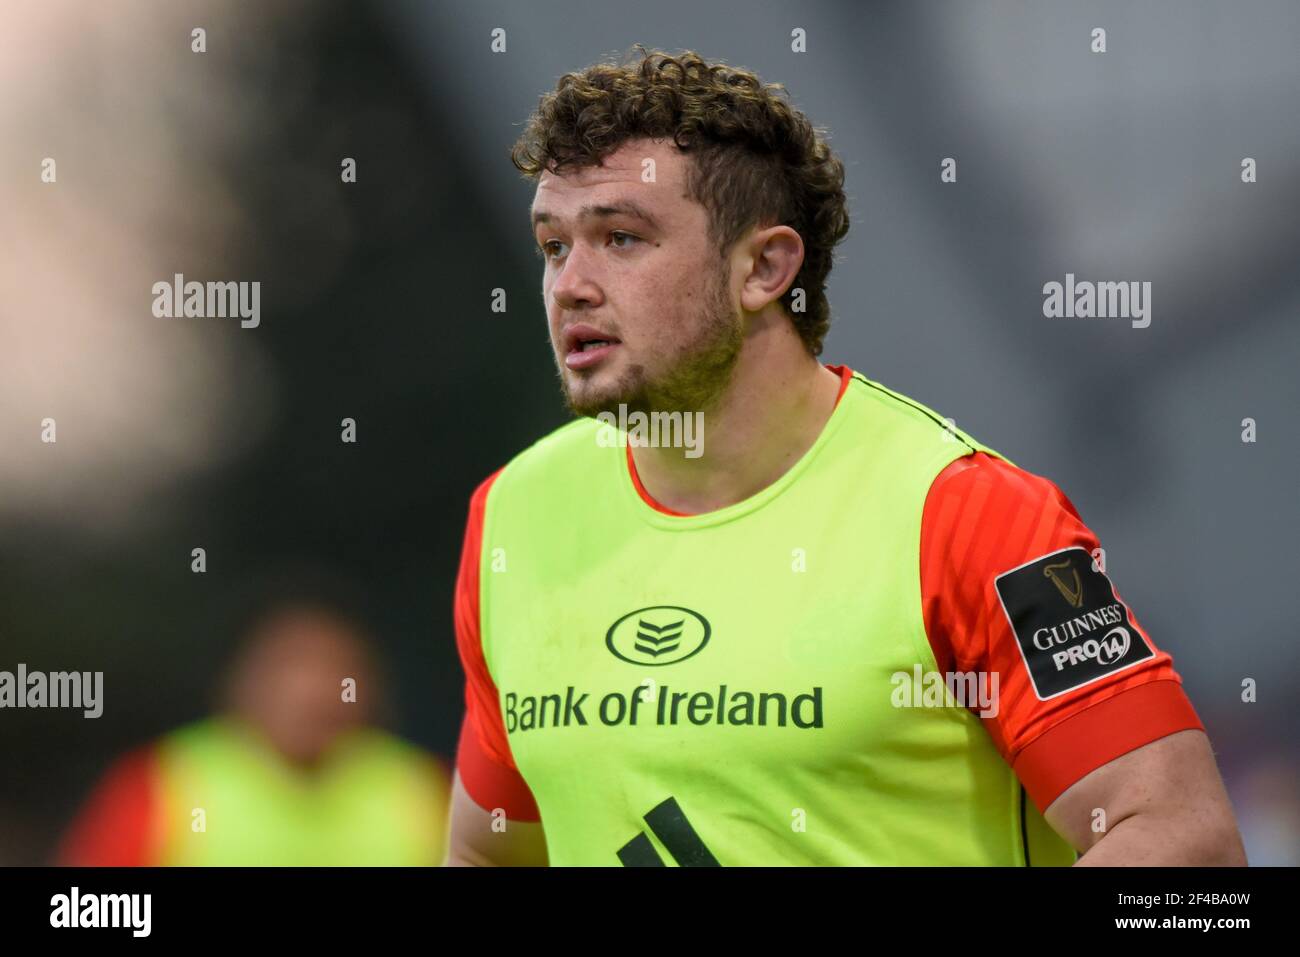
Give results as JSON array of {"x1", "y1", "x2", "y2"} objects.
[
  {"x1": 920, "y1": 451, "x2": 1204, "y2": 815},
  {"x1": 453, "y1": 469, "x2": 541, "y2": 822},
  {"x1": 55, "y1": 746, "x2": 161, "y2": 866}
]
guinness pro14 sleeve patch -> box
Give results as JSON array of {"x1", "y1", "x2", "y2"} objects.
[{"x1": 994, "y1": 546, "x2": 1155, "y2": 700}]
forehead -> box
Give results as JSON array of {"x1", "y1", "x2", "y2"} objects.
[{"x1": 531, "y1": 138, "x2": 694, "y2": 223}]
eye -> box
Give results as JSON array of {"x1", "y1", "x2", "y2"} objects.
[
  {"x1": 539, "y1": 239, "x2": 568, "y2": 261},
  {"x1": 609, "y1": 231, "x2": 639, "y2": 249}
]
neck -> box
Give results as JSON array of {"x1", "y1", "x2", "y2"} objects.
[{"x1": 629, "y1": 315, "x2": 842, "y2": 514}]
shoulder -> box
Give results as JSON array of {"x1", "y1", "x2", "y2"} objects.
[
  {"x1": 344, "y1": 728, "x2": 449, "y2": 779},
  {"x1": 485, "y1": 416, "x2": 603, "y2": 499},
  {"x1": 921, "y1": 451, "x2": 1091, "y2": 598},
  {"x1": 458, "y1": 418, "x2": 598, "y2": 515},
  {"x1": 843, "y1": 369, "x2": 1005, "y2": 463},
  {"x1": 919, "y1": 453, "x2": 1099, "y2": 674},
  {"x1": 158, "y1": 716, "x2": 225, "y2": 752},
  {"x1": 97, "y1": 742, "x2": 161, "y2": 787},
  {"x1": 56, "y1": 742, "x2": 164, "y2": 866},
  {"x1": 924, "y1": 450, "x2": 1082, "y2": 527},
  {"x1": 505, "y1": 416, "x2": 601, "y2": 470}
]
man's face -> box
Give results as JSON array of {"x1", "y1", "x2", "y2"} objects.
[
  {"x1": 228, "y1": 606, "x2": 374, "y2": 768},
  {"x1": 531, "y1": 137, "x2": 743, "y2": 417}
]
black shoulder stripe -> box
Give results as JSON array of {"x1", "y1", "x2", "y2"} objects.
[
  {"x1": 1020, "y1": 784, "x2": 1031, "y2": 867},
  {"x1": 850, "y1": 373, "x2": 976, "y2": 454}
]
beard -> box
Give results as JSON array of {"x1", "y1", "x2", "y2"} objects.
[{"x1": 558, "y1": 258, "x2": 743, "y2": 419}]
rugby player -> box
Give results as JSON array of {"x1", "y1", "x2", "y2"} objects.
[{"x1": 444, "y1": 48, "x2": 1245, "y2": 866}]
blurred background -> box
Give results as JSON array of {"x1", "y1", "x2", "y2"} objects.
[{"x1": 0, "y1": 0, "x2": 1296, "y2": 864}]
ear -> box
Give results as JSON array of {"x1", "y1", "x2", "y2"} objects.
[{"x1": 738, "y1": 225, "x2": 805, "y2": 312}]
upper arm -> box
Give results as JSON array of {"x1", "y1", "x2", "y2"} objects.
[
  {"x1": 1044, "y1": 728, "x2": 1244, "y2": 863},
  {"x1": 447, "y1": 707, "x2": 547, "y2": 866},
  {"x1": 446, "y1": 471, "x2": 547, "y2": 866},
  {"x1": 445, "y1": 740, "x2": 548, "y2": 867},
  {"x1": 56, "y1": 746, "x2": 161, "y2": 866},
  {"x1": 921, "y1": 453, "x2": 1213, "y2": 844}
]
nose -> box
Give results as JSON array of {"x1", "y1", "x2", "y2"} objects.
[{"x1": 550, "y1": 242, "x2": 604, "y2": 311}]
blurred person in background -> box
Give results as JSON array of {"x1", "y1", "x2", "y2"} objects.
[{"x1": 56, "y1": 583, "x2": 450, "y2": 866}]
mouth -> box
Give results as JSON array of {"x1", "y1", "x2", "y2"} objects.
[{"x1": 563, "y1": 323, "x2": 622, "y2": 371}]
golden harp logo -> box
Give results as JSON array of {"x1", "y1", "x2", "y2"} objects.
[{"x1": 1043, "y1": 559, "x2": 1083, "y2": 608}]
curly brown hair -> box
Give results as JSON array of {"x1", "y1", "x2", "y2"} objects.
[{"x1": 511, "y1": 46, "x2": 850, "y2": 356}]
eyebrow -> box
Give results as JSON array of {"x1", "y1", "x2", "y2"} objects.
[{"x1": 531, "y1": 200, "x2": 660, "y2": 231}]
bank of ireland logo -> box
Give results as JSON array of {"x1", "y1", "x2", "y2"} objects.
[{"x1": 606, "y1": 606, "x2": 710, "y2": 666}]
